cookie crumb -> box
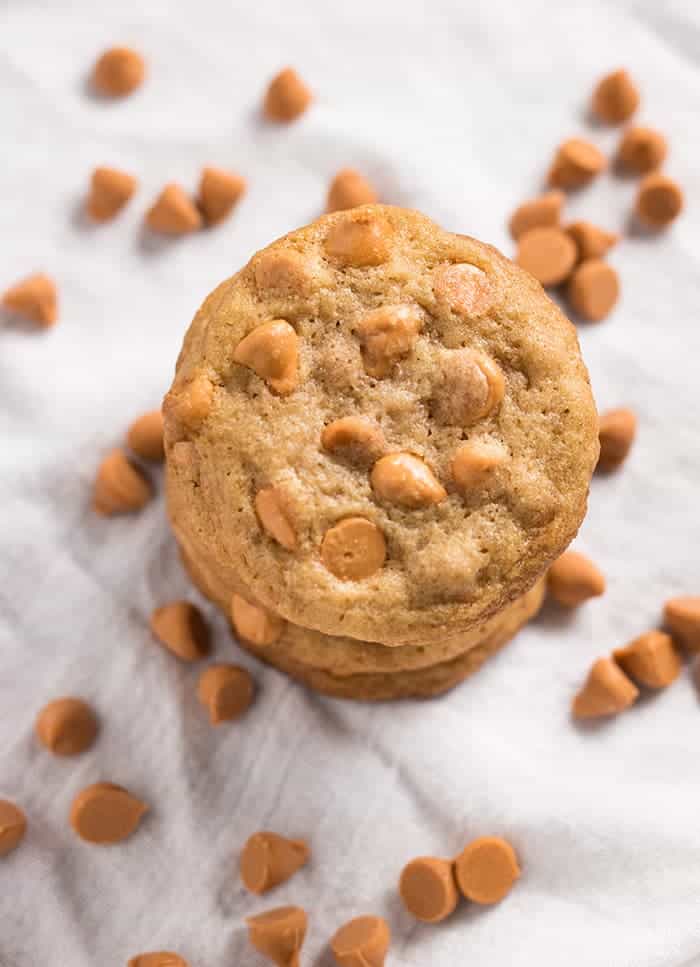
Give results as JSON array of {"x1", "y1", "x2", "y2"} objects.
[
  {"x1": 35, "y1": 698, "x2": 98, "y2": 756},
  {"x1": 263, "y1": 67, "x2": 312, "y2": 122},
  {"x1": 548, "y1": 138, "x2": 606, "y2": 190},
  {"x1": 567, "y1": 259, "x2": 619, "y2": 322},
  {"x1": 240, "y1": 832, "x2": 309, "y2": 894},
  {"x1": 146, "y1": 184, "x2": 202, "y2": 235},
  {"x1": 516, "y1": 227, "x2": 577, "y2": 286},
  {"x1": 2, "y1": 272, "x2": 57, "y2": 327},
  {"x1": 87, "y1": 167, "x2": 137, "y2": 221},
  {"x1": 509, "y1": 191, "x2": 564, "y2": 240},
  {"x1": 331, "y1": 916, "x2": 390, "y2": 967},
  {"x1": 93, "y1": 449, "x2": 152, "y2": 515},
  {"x1": 150, "y1": 601, "x2": 210, "y2": 661},
  {"x1": 399, "y1": 856, "x2": 459, "y2": 923},
  {"x1": 617, "y1": 126, "x2": 668, "y2": 175},
  {"x1": 246, "y1": 906, "x2": 307, "y2": 967},
  {"x1": 198, "y1": 166, "x2": 246, "y2": 226},
  {"x1": 327, "y1": 169, "x2": 377, "y2": 213},
  {"x1": 91, "y1": 46, "x2": 145, "y2": 98},
  {"x1": 591, "y1": 69, "x2": 639, "y2": 124},
  {"x1": 547, "y1": 550, "x2": 605, "y2": 607},
  {"x1": 613, "y1": 631, "x2": 681, "y2": 688},
  {"x1": 127, "y1": 410, "x2": 164, "y2": 461},
  {"x1": 597, "y1": 407, "x2": 636, "y2": 471},
  {"x1": 0, "y1": 800, "x2": 27, "y2": 857},
  {"x1": 454, "y1": 836, "x2": 520, "y2": 905},
  {"x1": 70, "y1": 782, "x2": 147, "y2": 844},
  {"x1": 635, "y1": 172, "x2": 683, "y2": 229},
  {"x1": 664, "y1": 597, "x2": 700, "y2": 652},
  {"x1": 197, "y1": 664, "x2": 255, "y2": 724}
]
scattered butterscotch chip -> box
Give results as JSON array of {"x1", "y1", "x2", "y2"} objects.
[
  {"x1": 573, "y1": 657, "x2": 639, "y2": 719},
  {"x1": 233, "y1": 320, "x2": 299, "y2": 395},
  {"x1": 240, "y1": 832, "x2": 310, "y2": 894},
  {"x1": 399, "y1": 856, "x2": 459, "y2": 923},
  {"x1": 664, "y1": 597, "x2": 700, "y2": 652},
  {"x1": 0, "y1": 800, "x2": 27, "y2": 857},
  {"x1": 327, "y1": 169, "x2": 378, "y2": 213},
  {"x1": 146, "y1": 184, "x2": 202, "y2": 235},
  {"x1": 197, "y1": 664, "x2": 255, "y2": 725},
  {"x1": 548, "y1": 138, "x2": 607, "y2": 189},
  {"x1": 547, "y1": 550, "x2": 605, "y2": 607},
  {"x1": 516, "y1": 227, "x2": 577, "y2": 286},
  {"x1": 597, "y1": 407, "x2": 636, "y2": 471},
  {"x1": 150, "y1": 601, "x2": 210, "y2": 661},
  {"x1": 91, "y1": 46, "x2": 145, "y2": 98},
  {"x1": 635, "y1": 172, "x2": 684, "y2": 229},
  {"x1": 127, "y1": 410, "x2": 164, "y2": 461},
  {"x1": 434, "y1": 349, "x2": 505, "y2": 426},
  {"x1": 70, "y1": 782, "x2": 147, "y2": 844},
  {"x1": 509, "y1": 190, "x2": 565, "y2": 240},
  {"x1": 127, "y1": 952, "x2": 189, "y2": 967},
  {"x1": 86, "y1": 166, "x2": 137, "y2": 221},
  {"x1": 165, "y1": 375, "x2": 214, "y2": 430},
  {"x1": 591, "y1": 69, "x2": 639, "y2": 124},
  {"x1": 432, "y1": 262, "x2": 493, "y2": 317},
  {"x1": 331, "y1": 915, "x2": 390, "y2": 967},
  {"x1": 567, "y1": 259, "x2": 619, "y2": 322},
  {"x1": 321, "y1": 517, "x2": 386, "y2": 581},
  {"x1": 255, "y1": 487, "x2": 297, "y2": 550},
  {"x1": 231, "y1": 594, "x2": 285, "y2": 647},
  {"x1": 198, "y1": 166, "x2": 246, "y2": 226},
  {"x1": 35, "y1": 697, "x2": 98, "y2": 756},
  {"x1": 321, "y1": 417, "x2": 385, "y2": 464},
  {"x1": 324, "y1": 212, "x2": 392, "y2": 267},
  {"x1": 356, "y1": 305, "x2": 421, "y2": 378},
  {"x1": 2, "y1": 272, "x2": 57, "y2": 327},
  {"x1": 613, "y1": 631, "x2": 681, "y2": 688},
  {"x1": 371, "y1": 453, "x2": 446, "y2": 509},
  {"x1": 246, "y1": 905, "x2": 307, "y2": 967},
  {"x1": 566, "y1": 221, "x2": 619, "y2": 262},
  {"x1": 93, "y1": 449, "x2": 152, "y2": 515},
  {"x1": 263, "y1": 67, "x2": 313, "y2": 122},
  {"x1": 617, "y1": 126, "x2": 668, "y2": 175},
  {"x1": 451, "y1": 439, "x2": 506, "y2": 492},
  {"x1": 454, "y1": 836, "x2": 519, "y2": 905}
]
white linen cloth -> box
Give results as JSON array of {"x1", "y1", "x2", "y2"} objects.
[{"x1": 2, "y1": 0, "x2": 700, "y2": 963}]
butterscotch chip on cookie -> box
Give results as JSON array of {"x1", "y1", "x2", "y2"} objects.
[
  {"x1": 87, "y1": 167, "x2": 137, "y2": 221},
  {"x1": 246, "y1": 906, "x2": 307, "y2": 967},
  {"x1": 399, "y1": 856, "x2": 459, "y2": 923},
  {"x1": 548, "y1": 138, "x2": 606, "y2": 189},
  {"x1": 164, "y1": 205, "x2": 598, "y2": 646},
  {"x1": 263, "y1": 67, "x2": 312, "y2": 122},
  {"x1": 454, "y1": 836, "x2": 520, "y2": 905},
  {"x1": 0, "y1": 800, "x2": 27, "y2": 857},
  {"x1": 198, "y1": 166, "x2": 246, "y2": 226},
  {"x1": 231, "y1": 594, "x2": 285, "y2": 646},
  {"x1": 516, "y1": 227, "x2": 577, "y2": 286},
  {"x1": 332, "y1": 916, "x2": 390, "y2": 967},
  {"x1": 613, "y1": 631, "x2": 681, "y2": 688},
  {"x1": 91, "y1": 46, "x2": 145, "y2": 97},
  {"x1": 509, "y1": 191, "x2": 564, "y2": 240},
  {"x1": 146, "y1": 184, "x2": 202, "y2": 235},
  {"x1": 572, "y1": 657, "x2": 638, "y2": 719},
  {"x1": 197, "y1": 664, "x2": 255, "y2": 724},
  {"x1": 240, "y1": 831, "x2": 309, "y2": 894},
  {"x1": 35, "y1": 697, "x2": 98, "y2": 756},
  {"x1": 327, "y1": 168, "x2": 378, "y2": 213},
  {"x1": 664, "y1": 597, "x2": 700, "y2": 652},
  {"x1": 2, "y1": 273, "x2": 57, "y2": 327},
  {"x1": 617, "y1": 126, "x2": 667, "y2": 175},
  {"x1": 591, "y1": 69, "x2": 639, "y2": 124}
]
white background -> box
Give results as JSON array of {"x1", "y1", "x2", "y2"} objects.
[{"x1": 2, "y1": 1, "x2": 700, "y2": 964}]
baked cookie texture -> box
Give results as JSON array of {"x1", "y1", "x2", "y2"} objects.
[{"x1": 164, "y1": 204, "x2": 598, "y2": 648}]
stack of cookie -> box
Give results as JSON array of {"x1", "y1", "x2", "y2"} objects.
[{"x1": 163, "y1": 205, "x2": 599, "y2": 700}]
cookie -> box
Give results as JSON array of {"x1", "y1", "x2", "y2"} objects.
[{"x1": 164, "y1": 205, "x2": 597, "y2": 646}]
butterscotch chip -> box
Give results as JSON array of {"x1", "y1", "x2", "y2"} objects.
[
  {"x1": 0, "y1": 800, "x2": 27, "y2": 857},
  {"x1": 567, "y1": 259, "x2": 619, "y2": 322},
  {"x1": 454, "y1": 836, "x2": 520, "y2": 905},
  {"x1": 197, "y1": 664, "x2": 255, "y2": 725},
  {"x1": 433, "y1": 349, "x2": 505, "y2": 426},
  {"x1": 255, "y1": 487, "x2": 297, "y2": 550},
  {"x1": 240, "y1": 832, "x2": 309, "y2": 894},
  {"x1": 128, "y1": 952, "x2": 189, "y2": 967},
  {"x1": 613, "y1": 631, "x2": 681, "y2": 688},
  {"x1": 451, "y1": 439, "x2": 506, "y2": 492},
  {"x1": 664, "y1": 597, "x2": 700, "y2": 652},
  {"x1": 2, "y1": 272, "x2": 57, "y2": 327},
  {"x1": 165, "y1": 375, "x2": 214, "y2": 430},
  {"x1": 572, "y1": 656, "x2": 639, "y2": 719},
  {"x1": 246, "y1": 906, "x2": 307, "y2": 967},
  {"x1": 591, "y1": 69, "x2": 639, "y2": 124},
  {"x1": 150, "y1": 601, "x2": 210, "y2": 661},
  {"x1": 233, "y1": 320, "x2": 299, "y2": 395},
  {"x1": 432, "y1": 262, "x2": 493, "y2": 317},
  {"x1": 327, "y1": 169, "x2": 378, "y2": 213},
  {"x1": 597, "y1": 407, "x2": 636, "y2": 471},
  {"x1": 566, "y1": 222, "x2": 619, "y2": 262},
  {"x1": 617, "y1": 126, "x2": 668, "y2": 175},
  {"x1": 146, "y1": 184, "x2": 202, "y2": 235},
  {"x1": 263, "y1": 67, "x2": 312, "y2": 122},
  {"x1": 325, "y1": 212, "x2": 392, "y2": 267},
  {"x1": 635, "y1": 172, "x2": 683, "y2": 228},
  {"x1": 548, "y1": 139, "x2": 607, "y2": 189},
  {"x1": 321, "y1": 417, "x2": 385, "y2": 464},
  {"x1": 509, "y1": 191, "x2": 564, "y2": 240},
  {"x1": 321, "y1": 518, "x2": 386, "y2": 581},
  {"x1": 399, "y1": 856, "x2": 459, "y2": 923},
  {"x1": 91, "y1": 46, "x2": 145, "y2": 97},
  {"x1": 198, "y1": 166, "x2": 246, "y2": 226},
  {"x1": 70, "y1": 782, "x2": 147, "y2": 844},
  {"x1": 35, "y1": 697, "x2": 98, "y2": 756},
  {"x1": 231, "y1": 594, "x2": 285, "y2": 646},
  {"x1": 93, "y1": 449, "x2": 152, "y2": 515},
  {"x1": 355, "y1": 305, "x2": 421, "y2": 377},
  {"x1": 516, "y1": 227, "x2": 577, "y2": 286},
  {"x1": 371, "y1": 453, "x2": 446, "y2": 509},
  {"x1": 254, "y1": 250, "x2": 313, "y2": 297},
  {"x1": 331, "y1": 915, "x2": 390, "y2": 967},
  {"x1": 87, "y1": 167, "x2": 137, "y2": 221},
  {"x1": 127, "y1": 410, "x2": 165, "y2": 461},
  {"x1": 547, "y1": 550, "x2": 605, "y2": 607}
]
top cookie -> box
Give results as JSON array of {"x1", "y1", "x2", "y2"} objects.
[{"x1": 164, "y1": 205, "x2": 598, "y2": 646}]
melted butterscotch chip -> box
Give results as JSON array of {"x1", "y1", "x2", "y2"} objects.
[
  {"x1": 240, "y1": 832, "x2": 310, "y2": 895},
  {"x1": 399, "y1": 856, "x2": 459, "y2": 923},
  {"x1": 371, "y1": 453, "x2": 446, "y2": 509},
  {"x1": 0, "y1": 800, "x2": 26, "y2": 857},
  {"x1": 150, "y1": 601, "x2": 211, "y2": 661},
  {"x1": 231, "y1": 594, "x2": 285, "y2": 646},
  {"x1": 321, "y1": 518, "x2": 386, "y2": 581},
  {"x1": 331, "y1": 916, "x2": 390, "y2": 967},
  {"x1": 452, "y1": 438, "x2": 506, "y2": 492},
  {"x1": 432, "y1": 262, "x2": 493, "y2": 317},
  {"x1": 591, "y1": 68, "x2": 639, "y2": 124},
  {"x1": 246, "y1": 906, "x2": 307, "y2": 967},
  {"x1": 454, "y1": 836, "x2": 520, "y2": 905},
  {"x1": 617, "y1": 126, "x2": 668, "y2": 175},
  {"x1": 326, "y1": 168, "x2": 378, "y2": 213},
  {"x1": 70, "y1": 782, "x2": 148, "y2": 844},
  {"x1": 166, "y1": 375, "x2": 214, "y2": 430},
  {"x1": 263, "y1": 68, "x2": 313, "y2": 122},
  {"x1": 433, "y1": 349, "x2": 504, "y2": 426},
  {"x1": 197, "y1": 664, "x2": 255, "y2": 724},
  {"x1": 87, "y1": 167, "x2": 137, "y2": 221},
  {"x1": 321, "y1": 417, "x2": 385, "y2": 464},
  {"x1": 233, "y1": 320, "x2": 299, "y2": 395},
  {"x1": 324, "y1": 212, "x2": 392, "y2": 266},
  {"x1": 255, "y1": 487, "x2": 297, "y2": 550},
  {"x1": 198, "y1": 166, "x2": 246, "y2": 226},
  {"x1": 355, "y1": 304, "x2": 421, "y2": 377},
  {"x1": 548, "y1": 138, "x2": 606, "y2": 189},
  {"x1": 93, "y1": 449, "x2": 152, "y2": 515},
  {"x1": 254, "y1": 249, "x2": 313, "y2": 297},
  {"x1": 91, "y1": 46, "x2": 145, "y2": 97},
  {"x1": 35, "y1": 698, "x2": 98, "y2": 756},
  {"x1": 2, "y1": 272, "x2": 57, "y2": 327},
  {"x1": 572, "y1": 657, "x2": 638, "y2": 719},
  {"x1": 146, "y1": 184, "x2": 202, "y2": 235}
]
